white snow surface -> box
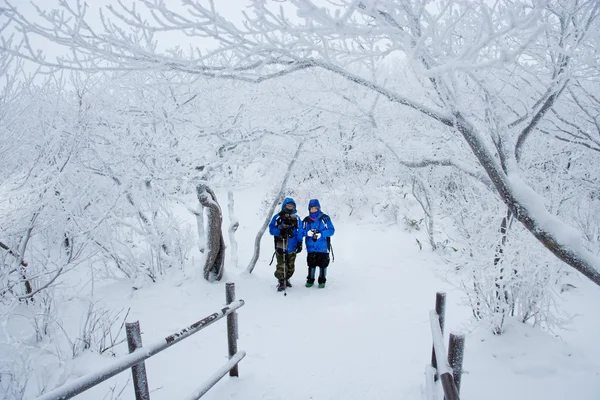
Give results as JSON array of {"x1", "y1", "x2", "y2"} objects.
[{"x1": 11, "y1": 186, "x2": 600, "y2": 400}]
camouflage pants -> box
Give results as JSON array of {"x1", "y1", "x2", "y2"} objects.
[{"x1": 274, "y1": 252, "x2": 296, "y2": 281}]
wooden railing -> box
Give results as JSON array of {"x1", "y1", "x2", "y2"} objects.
[
  {"x1": 36, "y1": 282, "x2": 245, "y2": 400},
  {"x1": 426, "y1": 291, "x2": 466, "y2": 400}
]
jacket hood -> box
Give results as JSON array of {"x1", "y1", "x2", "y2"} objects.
[
  {"x1": 308, "y1": 199, "x2": 321, "y2": 210},
  {"x1": 281, "y1": 197, "x2": 297, "y2": 213}
]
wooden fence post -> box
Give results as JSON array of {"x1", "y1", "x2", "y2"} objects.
[
  {"x1": 431, "y1": 291, "x2": 446, "y2": 379},
  {"x1": 126, "y1": 321, "x2": 151, "y2": 400},
  {"x1": 448, "y1": 332, "x2": 465, "y2": 394},
  {"x1": 429, "y1": 310, "x2": 460, "y2": 400},
  {"x1": 424, "y1": 365, "x2": 436, "y2": 400},
  {"x1": 226, "y1": 282, "x2": 239, "y2": 377}
]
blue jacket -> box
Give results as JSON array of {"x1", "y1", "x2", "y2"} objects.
[
  {"x1": 269, "y1": 197, "x2": 303, "y2": 253},
  {"x1": 303, "y1": 200, "x2": 335, "y2": 253}
]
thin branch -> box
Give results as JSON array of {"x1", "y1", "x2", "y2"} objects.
[
  {"x1": 515, "y1": 82, "x2": 568, "y2": 162},
  {"x1": 17, "y1": 267, "x2": 63, "y2": 301},
  {"x1": 0, "y1": 241, "x2": 28, "y2": 267},
  {"x1": 537, "y1": 128, "x2": 600, "y2": 153}
]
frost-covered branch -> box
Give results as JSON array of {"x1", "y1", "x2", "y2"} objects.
[
  {"x1": 246, "y1": 140, "x2": 304, "y2": 274},
  {"x1": 454, "y1": 113, "x2": 600, "y2": 285},
  {"x1": 399, "y1": 157, "x2": 494, "y2": 191}
]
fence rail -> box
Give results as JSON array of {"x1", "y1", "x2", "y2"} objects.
[
  {"x1": 426, "y1": 291, "x2": 466, "y2": 400},
  {"x1": 37, "y1": 283, "x2": 245, "y2": 400}
]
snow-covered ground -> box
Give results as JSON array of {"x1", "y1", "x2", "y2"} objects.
[{"x1": 10, "y1": 187, "x2": 600, "y2": 400}]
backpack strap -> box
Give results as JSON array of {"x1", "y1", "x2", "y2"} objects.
[
  {"x1": 320, "y1": 214, "x2": 333, "y2": 258},
  {"x1": 302, "y1": 216, "x2": 311, "y2": 231},
  {"x1": 269, "y1": 251, "x2": 277, "y2": 265}
]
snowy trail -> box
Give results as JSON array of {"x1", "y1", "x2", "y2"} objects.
[
  {"x1": 74, "y1": 192, "x2": 600, "y2": 400},
  {"x1": 77, "y1": 219, "x2": 455, "y2": 400},
  {"x1": 200, "y1": 222, "x2": 456, "y2": 400}
]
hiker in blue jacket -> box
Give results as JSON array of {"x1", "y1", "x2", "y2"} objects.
[
  {"x1": 269, "y1": 197, "x2": 304, "y2": 291},
  {"x1": 302, "y1": 199, "x2": 335, "y2": 288}
]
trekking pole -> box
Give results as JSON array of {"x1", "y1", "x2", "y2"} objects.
[{"x1": 282, "y1": 236, "x2": 288, "y2": 296}]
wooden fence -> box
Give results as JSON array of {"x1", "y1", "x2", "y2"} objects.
[
  {"x1": 36, "y1": 282, "x2": 245, "y2": 400},
  {"x1": 426, "y1": 291, "x2": 466, "y2": 400}
]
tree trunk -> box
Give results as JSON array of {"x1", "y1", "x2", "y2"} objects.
[
  {"x1": 196, "y1": 183, "x2": 225, "y2": 282},
  {"x1": 492, "y1": 209, "x2": 514, "y2": 334},
  {"x1": 227, "y1": 191, "x2": 239, "y2": 268},
  {"x1": 194, "y1": 204, "x2": 206, "y2": 254},
  {"x1": 246, "y1": 142, "x2": 304, "y2": 274}
]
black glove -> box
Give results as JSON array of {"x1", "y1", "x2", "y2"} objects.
[{"x1": 295, "y1": 242, "x2": 302, "y2": 253}]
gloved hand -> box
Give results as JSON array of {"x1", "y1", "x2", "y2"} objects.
[{"x1": 309, "y1": 230, "x2": 321, "y2": 241}]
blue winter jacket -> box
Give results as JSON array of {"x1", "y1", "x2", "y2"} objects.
[
  {"x1": 303, "y1": 199, "x2": 335, "y2": 253},
  {"x1": 269, "y1": 197, "x2": 303, "y2": 253}
]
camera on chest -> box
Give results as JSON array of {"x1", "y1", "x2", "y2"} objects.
[
  {"x1": 278, "y1": 213, "x2": 297, "y2": 238},
  {"x1": 310, "y1": 229, "x2": 320, "y2": 241}
]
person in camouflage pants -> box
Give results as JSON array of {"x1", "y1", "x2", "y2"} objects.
[
  {"x1": 274, "y1": 252, "x2": 296, "y2": 285},
  {"x1": 269, "y1": 198, "x2": 304, "y2": 291}
]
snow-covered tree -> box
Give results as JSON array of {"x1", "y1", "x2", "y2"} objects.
[{"x1": 4, "y1": 0, "x2": 598, "y2": 286}]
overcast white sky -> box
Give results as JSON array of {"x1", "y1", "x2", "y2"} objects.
[{"x1": 2, "y1": 0, "x2": 261, "y2": 60}]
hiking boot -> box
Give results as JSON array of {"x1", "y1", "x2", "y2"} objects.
[
  {"x1": 277, "y1": 281, "x2": 286, "y2": 292},
  {"x1": 286, "y1": 280, "x2": 292, "y2": 288},
  {"x1": 318, "y1": 283, "x2": 326, "y2": 288},
  {"x1": 305, "y1": 282, "x2": 314, "y2": 287}
]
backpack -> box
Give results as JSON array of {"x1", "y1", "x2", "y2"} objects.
[{"x1": 302, "y1": 214, "x2": 334, "y2": 261}]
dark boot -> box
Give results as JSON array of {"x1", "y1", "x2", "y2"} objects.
[
  {"x1": 306, "y1": 267, "x2": 316, "y2": 287},
  {"x1": 318, "y1": 269, "x2": 327, "y2": 288},
  {"x1": 286, "y1": 280, "x2": 292, "y2": 288},
  {"x1": 277, "y1": 280, "x2": 286, "y2": 292}
]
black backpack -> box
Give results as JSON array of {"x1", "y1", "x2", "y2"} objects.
[{"x1": 302, "y1": 214, "x2": 334, "y2": 261}]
